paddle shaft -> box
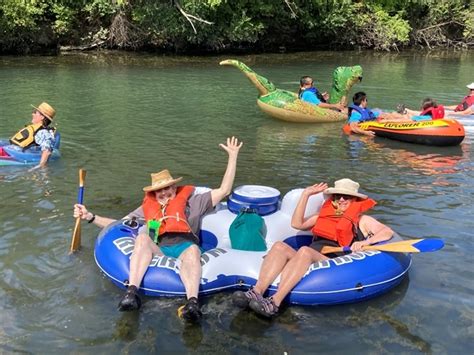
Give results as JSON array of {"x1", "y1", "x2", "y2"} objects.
[
  {"x1": 69, "y1": 169, "x2": 86, "y2": 254},
  {"x1": 321, "y1": 238, "x2": 444, "y2": 254}
]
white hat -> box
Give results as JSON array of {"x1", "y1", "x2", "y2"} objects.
[
  {"x1": 467, "y1": 83, "x2": 474, "y2": 90},
  {"x1": 324, "y1": 178, "x2": 368, "y2": 200}
]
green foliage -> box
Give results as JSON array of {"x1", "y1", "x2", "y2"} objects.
[{"x1": 0, "y1": 0, "x2": 472, "y2": 54}]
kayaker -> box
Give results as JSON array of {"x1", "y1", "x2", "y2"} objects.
[
  {"x1": 298, "y1": 76, "x2": 345, "y2": 111},
  {"x1": 73, "y1": 137, "x2": 243, "y2": 322},
  {"x1": 9, "y1": 102, "x2": 57, "y2": 169},
  {"x1": 233, "y1": 178, "x2": 393, "y2": 318}
]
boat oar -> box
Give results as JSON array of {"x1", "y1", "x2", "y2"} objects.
[
  {"x1": 321, "y1": 238, "x2": 444, "y2": 255},
  {"x1": 69, "y1": 169, "x2": 86, "y2": 254}
]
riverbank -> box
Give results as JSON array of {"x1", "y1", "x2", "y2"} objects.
[{"x1": 1, "y1": 0, "x2": 472, "y2": 55}]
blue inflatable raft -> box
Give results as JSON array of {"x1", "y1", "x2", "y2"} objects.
[
  {"x1": 94, "y1": 185, "x2": 411, "y2": 305},
  {"x1": 0, "y1": 134, "x2": 61, "y2": 166}
]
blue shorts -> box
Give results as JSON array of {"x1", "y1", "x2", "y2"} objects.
[
  {"x1": 411, "y1": 115, "x2": 431, "y2": 122},
  {"x1": 160, "y1": 242, "x2": 201, "y2": 259}
]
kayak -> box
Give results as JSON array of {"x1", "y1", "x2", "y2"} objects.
[
  {"x1": 343, "y1": 119, "x2": 465, "y2": 146},
  {"x1": 95, "y1": 185, "x2": 411, "y2": 305},
  {"x1": 220, "y1": 59, "x2": 362, "y2": 123},
  {"x1": 0, "y1": 134, "x2": 61, "y2": 166}
]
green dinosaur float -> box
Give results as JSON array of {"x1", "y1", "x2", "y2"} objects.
[{"x1": 219, "y1": 59, "x2": 363, "y2": 123}]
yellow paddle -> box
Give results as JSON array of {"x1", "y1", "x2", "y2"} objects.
[
  {"x1": 69, "y1": 169, "x2": 86, "y2": 254},
  {"x1": 321, "y1": 238, "x2": 444, "y2": 254}
]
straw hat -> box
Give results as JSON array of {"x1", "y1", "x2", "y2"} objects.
[
  {"x1": 143, "y1": 169, "x2": 183, "y2": 192},
  {"x1": 467, "y1": 82, "x2": 474, "y2": 90},
  {"x1": 324, "y1": 178, "x2": 368, "y2": 200},
  {"x1": 31, "y1": 102, "x2": 56, "y2": 120}
]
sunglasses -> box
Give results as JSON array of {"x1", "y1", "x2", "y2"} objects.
[{"x1": 333, "y1": 194, "x2": 355, "y2": 201}]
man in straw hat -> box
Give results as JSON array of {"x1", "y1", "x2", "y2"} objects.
[
  {"x1": 9, "y1": 102, "x2": 58, "y2": 168},
  {"x1": 444, "y1": 82, "x2": 474, "y2": 115},
  {"x1": 74, "y1": 137, "x2": 243, "y2": 321},
  {"x1": 234, "y1": 178, "x2": 393, "y2": 318}
]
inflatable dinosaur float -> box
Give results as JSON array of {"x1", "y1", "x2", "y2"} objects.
[{"x1": 219, "y1": 59, "x2": 363, "y2": 123}]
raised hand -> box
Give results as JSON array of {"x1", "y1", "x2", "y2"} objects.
[
  {"x1": 303, "y1": 182, "x2": 328, "y2": 197},
  {"x1": 219, "y1": 136, "x2": 243, "y2": 158}
]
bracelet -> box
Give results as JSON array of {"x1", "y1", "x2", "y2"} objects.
[{"x1": 88, "y1": 213, "x2": 96, "y2": 224}]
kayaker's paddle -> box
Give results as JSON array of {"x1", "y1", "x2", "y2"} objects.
[
  {"x1": 69, "y1": 169, "x2": 86, "y2": 254},
  {"x1": 321, "y1": 238, "x2": 444, "y2": 255}
]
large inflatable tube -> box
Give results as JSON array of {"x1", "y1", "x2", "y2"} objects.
[
  {"x1": 94, "y1": 186, "x2": 411, "y2": 305},
  {"x1": 0, "y1": 134, "x2": 61, "y2": 166},
  {"x1": 343, "y1": 119, "x2": 465, "y2": 146}
]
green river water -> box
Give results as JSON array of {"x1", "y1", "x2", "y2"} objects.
[{"x1": 0, "y1": 51, "x2": 473, "y2": 354}]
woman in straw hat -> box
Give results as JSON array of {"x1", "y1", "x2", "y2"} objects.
[
  {"x1": 74, "y1": 137, "x2": 243, "y2": 322},
  {"x1": 9, "y1": 102, "x2": 57, "y2": 168},
  {"x1": 234, "y1": 178, "x2": 393, "y2": 318}
]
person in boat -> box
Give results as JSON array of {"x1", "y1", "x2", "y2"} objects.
[
  {"x1": 348, "y1": 91, "x2": 412, "y2": 136},
  {"x1": 233, "y1": 178, "x2": 393, "y2": 318},
  {"x1": 298, "y1": 76, "x2": 345, "y2": 111},
  {"x1": 9, "y1": 102, "x2": 57, "y2": 169},
  {"x1": 444, "y1": 82, "x2": 474, "y2": 115},
  {"x1": 402, "y1": 98, "x2": 445, "y2": 121},
  {"x1": 73, "y1": 136, "x2": 243, "y2": 322}
]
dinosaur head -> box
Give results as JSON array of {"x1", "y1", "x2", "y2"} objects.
[
  {"x1": 329, "y1": 65, "x2": 363, "y2": 105},
  {"x1": 220, "y1": 59, "x2": 276, "y2": 96}
]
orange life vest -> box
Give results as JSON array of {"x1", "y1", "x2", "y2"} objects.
[
  {"x1": 420, "y1": 105, "x2": 445, "y2": 120},
  {"x1": 142, "y1": 185, "x2": 195, "y2": 235},
  {"x1": 311, "y1": 198, "x2": 376, "y2": 247}
]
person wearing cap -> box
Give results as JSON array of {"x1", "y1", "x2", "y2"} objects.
[
  {"x1": 298, "y1": 76, "x2": 345, "y2": 111},
  {"x1": 445, "y1": 82, "x2": 474, "y2": 115},
  {"x1": 73, "y1": 137, "x2": 243, "y2": 321},
  {"x1": 9, "y1": 102, "x2": 57, "y2": 168},
  {"x1": 234, "y1": 178, "x2": 393, "y2": 318}
]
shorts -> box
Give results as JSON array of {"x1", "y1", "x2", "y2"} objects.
[
  {"x1": 310, "y1": 238, "x2": 347, "y2": 258},
  {"x1": 411, "y1": 115, "x2": 431, "y2": 122},
  {"x1": 160, "y1": 241, "x2": 202, "y2": 259}
]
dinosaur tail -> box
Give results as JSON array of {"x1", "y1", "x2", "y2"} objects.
[{"x1": 219, "y1": 59, "x2": 276, "y2": 97}]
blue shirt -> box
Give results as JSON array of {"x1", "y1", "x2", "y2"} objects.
[
  {"x1": 348, "y1": 109, "x2": 380, "y2": 123},
  {"x1": 300, "y1": 90, "x2": 321, "y2": 105},
  {"x1": 35, "y1": 129, "x2": 56, "y2": 152}
]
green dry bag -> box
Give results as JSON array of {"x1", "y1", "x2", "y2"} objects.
[{"x1": 229, "y1": 208, "x2": 267, "y2": 251}]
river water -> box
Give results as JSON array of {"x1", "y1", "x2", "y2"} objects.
[{"x1": 0, "y1": 51, "x2": 473, "y2": 354}]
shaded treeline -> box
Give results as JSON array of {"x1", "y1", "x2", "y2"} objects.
[{"x1": 0, "y1": 0, "x2": 472, "y2": 54}]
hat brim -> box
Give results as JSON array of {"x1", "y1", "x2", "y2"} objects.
[
  {"x1": 143, "y1": 177, "x2": 183, "y2": 192},
  {"x1": 31, "y1": 104, "x2": 54, "y2": 120},
  {"x1": 467, "y1": 85, "x2": 474, "y2": 90},
  {"x1": 324, "y1": 187, "x2": 367, "y2": 200}
]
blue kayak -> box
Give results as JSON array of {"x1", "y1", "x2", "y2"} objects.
[{"x1": 0, "y1": 134, "x2": 61, "y2": 166}]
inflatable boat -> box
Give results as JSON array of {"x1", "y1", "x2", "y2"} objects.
[
  {"x1": 220, "y1": 59, "x2": 362, "y2": 123},
  {"x1": 343, "y1": 119, "x2": 465, "y2": 146},
  {"x1": 94, "y1": 185, "x2": 411, "y2": 306},
  {"x1": 0, "y1": 134, "x2": 61, "y2": 166}
]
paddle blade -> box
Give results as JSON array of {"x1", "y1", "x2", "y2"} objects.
[
  {"x1": 69, "y1": 217, "x2": 82, "y2": 254},
  {"x1": 412, "y1": 238, "x2": 444, "y2": 252}
]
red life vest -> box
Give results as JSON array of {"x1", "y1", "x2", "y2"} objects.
[
  {"x1": 311, "y1": 198, "x2": 376, "y2": 247},
  {"x1": 455, "y1": 95, "x2": 474, "y2": 112},
  {"x1": 420, "y1": 105, "x2": 445, "y2": 120},
  {"x1": 142, "y1": 185, "x2": 195, "y2": 235}
]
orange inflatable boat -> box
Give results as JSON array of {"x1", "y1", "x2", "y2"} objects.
[{"x1": 343, "y1": 119, "x2": 465, "y2": 146}]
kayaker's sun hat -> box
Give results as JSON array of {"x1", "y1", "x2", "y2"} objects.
[
  {"x1": 31, "y1": 102, "x2": 56, "y2": 120},
  {"x1": 143, "y1": 169, "x2": 182, "y2": 192},
  {"x1": 467, "y1": 82, "x2": 474, "y2": 90},
  {"x1": 324, "y1": 178, "x2": 368, "y2": 200}
]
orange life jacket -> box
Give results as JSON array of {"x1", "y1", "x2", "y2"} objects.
[
  {"x1": 142, "y1": 185, "x2": 195, "y2": 235},
  {"x1": 455, "y1": 95, "x2": 474, "y2": 112},
  {"x1": 420, "y1": 105, "x2": 445, "y2": 120},
  {"x1": 311, "y1": 198, "x2": 376, "y2": 247}
]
